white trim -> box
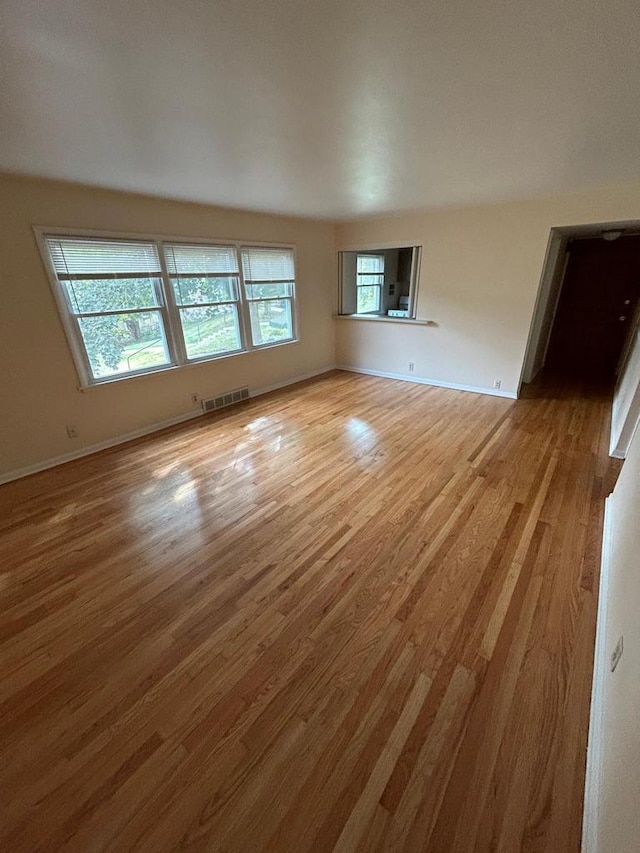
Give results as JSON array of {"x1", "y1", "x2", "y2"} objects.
[
  {"x1": 582, "y1": 495, "x2": 613, "y2": 853},
  {"x1": 355, "y1": 251, "x2": 384, "y2": 314},
  {"x1": 0, "y1": 410, "x2": 202, "y2": 486},
  {"x1": 250, "y1": 364, "x2": 335, "y2": 397},
  {"x1": 610, "y1": 328, "x2": 640, "y2": 459},
  {"x1": 611, "y1": 410, "x2": 640, "y2": 460},
  {"x1": 409, "y1": 245, "x2": 422, "y2": 320},
  {"x1": 35, "y1": 224, "x2": 297, "y2": 251},
  {"x1": 336, "y1": 365, "x2": 518, "y2": 398},
  {"x1": 74, "y1": 337, "x2": 300, "y2": 392},
  {"x1": 0, "y1": 365, "x2": 335, "y2": 486},
  {"x1": 334, "y1": 314, "x2": 434, "y2": 327},
  {"x1": 34, "y1": 228, "x2": 95, "y2": 387},
  {"x1": 518, "y1": 230, "x2": 565, "y2": 391},
  {"x1": 336, "y1": 240, "x2": 424, "y2": 252},
  {"x1": 338, "y1": 244, "x2": 422, "y2": 319}
]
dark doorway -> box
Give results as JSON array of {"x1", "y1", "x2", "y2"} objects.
[{"x1": 545, "y1": 235, "x2": 640, "y2": 383}]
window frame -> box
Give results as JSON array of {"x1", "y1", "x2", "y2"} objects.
[
  {"x1": 338, "y1": 244, "x2": 422, "y2": 320},
  {"x1": 355, "y1": 253, "x2": 384, "y2": 314},
  {"x1": 162, "y1": 242, "x2": 247, "y2": 364},
  {"x1": 34, "y1": 226, "x2": 299, "y2": 388},
  {"x1": 241, "y1": 245, "x2": 297, "y2": 349}
]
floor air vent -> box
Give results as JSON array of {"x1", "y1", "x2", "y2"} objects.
[{"x1": 201, "y1": 386, "x2": 250, "y2": 414}]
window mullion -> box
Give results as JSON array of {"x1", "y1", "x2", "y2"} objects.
[
  {"x1": 72, "y1": 306, "x2": 164, "y2": 319},
  {"x1": 170, "y1": 271, "x2": 238, "y2": 280},
  {"x1": 236, "y1": 245, "x2": 253, "y2": 350},
  {"x1": 69, "y1": 314, "x2": 95, "y2": 387},
  {"x1": 176, "y1": 299, "x2": 239, "y2": 310},
  {"x1": 157, "y1": 242, "x2": 187, "y2": 365}
]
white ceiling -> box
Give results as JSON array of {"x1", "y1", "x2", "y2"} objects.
[{"x1": 1, "y1": 0, "x2": 640, "y2": 219}]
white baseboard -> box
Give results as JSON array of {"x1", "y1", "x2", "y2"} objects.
[
  {"x1": 582, "y1": 496, "x2": 613, "y2": 853},
  {"x1": 336, "y1": 365, "x2": 518, "y2": 399},
  {"x1": 251, "y1": 364, "x2": 336, "y2": 398},
  {"x1": 0, "y1": 410, "x2": 203, "y2": 487},
  {"x1": 0, "y1": 365, "x2": 336, "y2": 486}
]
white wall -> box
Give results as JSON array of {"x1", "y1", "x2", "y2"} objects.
[
  {"x1": 521, "y1": 232, "x2": 568, "y2": 383},
  {"x1": 588, "y1": 419, "x2": 640, "y2": 853},
  {"x1": 335, "y1": 182, "x2": 640, "y2": 396},
  {"x1": 0, "y1": 174, "x2": 335, "y2": 480}
]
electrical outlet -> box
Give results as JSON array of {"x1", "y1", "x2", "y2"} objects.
[
  {"x1": 611, "y1": 635, "x2": 624, "y2": 672},
  {"x1": 408, "y1": 361, "x2": 415, "y2": 373},
  {"x1": 493, "y1": 379, "x2": 502, "y2": 389},
  {"x1": 191, "y1": 393, "x2": 199, "y2": 404},
  {"x1": 66, "y1": 425, "x2": 79, "y2": 439}
]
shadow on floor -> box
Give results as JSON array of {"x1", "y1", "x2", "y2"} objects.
[{"x1": 520, "y1": 366, "x2": 615, "y2": 402}]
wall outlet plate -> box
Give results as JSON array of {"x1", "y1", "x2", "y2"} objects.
[
  {"x1": 66, "y1": 425, "x2": 79, "y2": 439},
  {"x1": 493, "y1": 379, "x2": 502, "y2": 389}
]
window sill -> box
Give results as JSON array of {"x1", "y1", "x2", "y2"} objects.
[
  {"x1": 76, "y1": 337, "x2": 299, "y2": 391},
  {"x1": 334, "y1": 314, "x2": 435, "y2": 327}
]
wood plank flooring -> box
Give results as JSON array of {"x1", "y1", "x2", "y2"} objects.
[{"x1": 0, "y1": 370, "x2": 620, "y2": 852}]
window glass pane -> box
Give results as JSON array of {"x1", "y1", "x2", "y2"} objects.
[
  {"x1": 63, "y1": 277, "x2": 161, "y2": 314},
  {"x1": 245, "y1": 282, "x2": 293, "y2": 300},
  {"x1": 357, "y1": 286, "x2": 380, "y2": 314},
  {"x1": 43, "y1": 233, "x2": 299, "y2": 385},
  {"x1": 249, "y1": 299, "x2": 293, "y2": 345},
  {"x1": 356, "y1": 273, "x2": 384, "y2": 286},
  {"x1": 47, "y1": 238, "x2": 161, "y2": 276},
  {"x1": 78, "y1": 311, "x2": 170, "y2": 379},
  {"x1": 172, "y1": 276, "x2": 238, "y2": 306},
  {"x1": 241, "y1": 247, "x2": 295, "y2": 282},
  {"x1": 164, "y1": 244, "x2": 238, "y2": 276},
  {"x1": 179, "y1": 305, "x2": 242, "y2": 359},
  {"x1": 357, "y1": 255, "x2": 384, "y2": 274}
]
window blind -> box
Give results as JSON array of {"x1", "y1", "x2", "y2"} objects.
[
  {"x1": 163, "y1": 243, "x2": 238, "y2": 276},
  {"x1": 46, "y1": 238, "x2": 161, "y2": 278},
  {"x1": 241, "y1": 247, "x2": 295, "y2": 283}
]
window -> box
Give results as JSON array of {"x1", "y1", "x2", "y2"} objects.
[
  {"x1": 164, "y1": 243, "x2": 243, "y2": 360},
  {"x1": 339, "y1": 246, "x2": 421, "y2": 319},
  {"x1": 241, "y1": 246, "x2": 296, "y2": 345},
  {"x1": 40, "y1": 232, "x2": 297, "y2": 386},
  {"x1": 46, "y1": 238, "x2": 172, "y2": 380},
  {"x1": 356, "y1": 254, "x2": 384, "y2": 314}
]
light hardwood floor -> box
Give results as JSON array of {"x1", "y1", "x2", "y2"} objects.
[{"x1": 0, "y1": 370, "x2": 620, "y2": 852}]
